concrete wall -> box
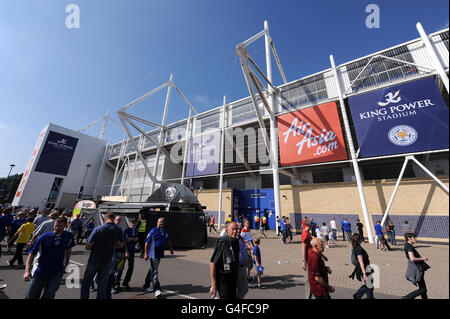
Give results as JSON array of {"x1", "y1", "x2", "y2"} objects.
[
  {"x1": 193, "y1": 177, "x2": 449, "y2": 242},
  {"x1": 195, "y1": 188, "x2": 233, "y2": 226},
  {"x1": 283, "y1": 177, "x2": 448, "y2": 217},
  {"x1": 284, "y1": 177, "x2": 449, "y2": 242}
]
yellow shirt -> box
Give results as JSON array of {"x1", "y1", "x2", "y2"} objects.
[{"x1": 16, "y1": 222, "x2": 35, "y2": 244}]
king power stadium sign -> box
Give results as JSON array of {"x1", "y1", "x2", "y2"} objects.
[{"x1": 348, "y1": 77, "x2": 449, "y2": 158}]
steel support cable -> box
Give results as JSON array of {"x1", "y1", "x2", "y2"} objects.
[
  {"x1": 246, "y1": 48, "x2": 329, "y2": 69},
  {"x1": 225, "y1": 55, "x2": 238, "y2": 99}
]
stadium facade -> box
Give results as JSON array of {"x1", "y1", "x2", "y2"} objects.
[{"x1": 13, "y1": 24, "x2": 449, "y2": 242}]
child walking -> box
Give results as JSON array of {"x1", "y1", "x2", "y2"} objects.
[{"x1": 253, "y1": 238, "x2": 265, "y2": 289}]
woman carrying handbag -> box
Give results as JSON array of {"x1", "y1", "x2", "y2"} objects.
[{"x1": 403, "y1": 232, "x2": 430, "y2": 299}]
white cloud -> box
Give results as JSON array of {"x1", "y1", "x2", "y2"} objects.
[{"x1": 193, "y1": 94, "x2": 210, "y2": 106}]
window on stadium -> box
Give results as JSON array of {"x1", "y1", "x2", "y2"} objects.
[
  {"x1": 361, "y1": 162, "x2": 416, "y2": 181},
  {"x1": 345, "y1": 45, "x2": 418, "y2": 94},
  {"x1": 312, "y1": 169, "x2": 344, "y2": 184}
]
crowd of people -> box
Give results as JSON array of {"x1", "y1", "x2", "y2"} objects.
[
  {"x1": 0, "y1": 205, "x2": 431, "y2": 300},
  {"x1": 208, "y1": 214, "x2": 429, "y2": 300},
  {"x1": 0, "y1": 205, "x2": 174, "y2": 299}
]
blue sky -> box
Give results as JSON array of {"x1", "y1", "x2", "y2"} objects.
[{"x1": 0, "y1": 0, "x2": 448, "y2": 177}]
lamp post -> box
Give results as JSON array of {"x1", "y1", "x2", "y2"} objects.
[
  {"x1": 77, "y1": 164, "x2": 91, "y2": 200},
  {"x1": 7, "y1": 164, "x2": 15, "y2": 179}
]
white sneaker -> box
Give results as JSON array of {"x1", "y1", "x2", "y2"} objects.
[{"x1": 155, "y1": 290, "x2": 162, "y2": 298}]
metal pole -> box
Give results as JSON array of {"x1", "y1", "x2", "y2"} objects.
[
  {"x1": 330, "y1": 54, "x2": 374, "y2": 244},
  {"x1": 218, "y1": 96, "x2": 227, "y2": 231},
  {"x1": 127, "y1": 152, "x2": 139, "y2": 197},
  {"x1": 181, "y1": 109, "x2": 192, "y2": 186},
  {"x1": 119, "y1": 156, "x2": 130, "y2": 196},
  {"x1": 410, "y1": 156, "x2": 449, "y2": 193},
  {"x1": 93, "y1": 143, "x2": 109, "y2": 199},
  {"x1": 416, "y1": 22, "x2": 449, "y2": 94},
  {"x1": 110, "y1": 135, "x2": 126, "y2": 196},
  {"x1": 99, "y1": 110, "x2": 109, "y2": 140},
  {"x1": 191, "y1": 143, "x2": 198, "y2": 191},
  {"x1": 265, "y1": 21, "x2": 282, "y2": 236},
  {"x1": 380, "y1": 157, "x2": 410, "y2": 227},
  {"x1": 239, "y1": 59, "x2": 274, "y2": 163},
  {"x1": 78, "y1": 164, "x2": 91, "y2": 200},
  {"x1": 151, "y1": 74, "x2": 173, "y2": 193}
]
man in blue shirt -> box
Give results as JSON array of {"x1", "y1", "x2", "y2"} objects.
[
  {"x1": 69, "y1": 214, "x2": 83, "y2": 244},
  {"x1": 311, "y1": 218, "x2": 317, "y2": 237},
  {"x1": 253, "y1": 238, "x2": 264, "y2": 289},
  {"x1": 143, "y1": 217, "x2": 174, "y2": 298},
  {"x1": 117, "y1": 219, "x2": 139, "y2": 290},
  {"x1": 7, "y1": 212, "x2": 26, "y2": 252},
  {"x1": 24, "y1": 217, "x2": 74, "y2": 299},
  {"x1": 0, "y1": 208, "x2": 12, "y2": 258},
  {"x1": 280, "y1": 217, "x2": 288, "y2": 244},
  {"x1": 342, "y1": 218, "x2": 352, "y2": 242},
  {"x1": 374, "y1": 220, "x2": 386, "y2": 251},
  {"x1": 340, "y1": 218, "x2": 346, "y2": 241},
  {"x1": 80, "y1": 212, "x2": 124, "y2": 299}
]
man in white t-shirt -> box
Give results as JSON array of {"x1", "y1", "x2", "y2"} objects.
[
  {"x1": 329, "y1": 218, "x2": 338, "y2": 242},
  {"x1": 276, "y1": 216, "x2": 281, "y2": 236},
  {"x1": 320, "y1": 223, "x2": 332, "y2": 248}
]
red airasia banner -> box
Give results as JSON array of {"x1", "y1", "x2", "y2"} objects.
[{"x1": 277, "y1": 101, "x2": 348, "y2": 166}]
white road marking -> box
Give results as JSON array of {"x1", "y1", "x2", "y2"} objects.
[
  {"x1": 163, "y1": 290, "x2": 198, "y2": 299},
  {"x1": 69, "y1": 260, "x2": 84, "y2": 266}
]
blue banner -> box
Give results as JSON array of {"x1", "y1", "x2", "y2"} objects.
[
  {"x1": 348, "y1": 77, "x2": 449, "y2": 158},
  {"x1": 186, "y1": 131, "x2": 220, "y2": 177},
  {"x1": 35, "y1": 131, "x2": 78, "y2": 176}
]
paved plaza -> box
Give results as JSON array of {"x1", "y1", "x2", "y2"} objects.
[
  {"x1": 177, "y1": 230, "x2": 449, "y2": 299},
  {"x1": 0, "y1": 229, "x2": 448, "y2": 299}
]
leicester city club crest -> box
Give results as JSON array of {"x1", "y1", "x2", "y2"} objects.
[
  {"x1": 388, "y1": 125, "x2": 418, "y2": 146},
  {"x1": 196, "y1": 159, "x2": 207, "y2": 172}
]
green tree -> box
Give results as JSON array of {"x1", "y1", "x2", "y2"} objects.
[{"x1": 0, "y1": 173, "x2": 23, "y2": 204}]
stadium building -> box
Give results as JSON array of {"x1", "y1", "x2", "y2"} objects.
[{"x1": 13, "y1": 22, "x2": 449, "y2": 242}]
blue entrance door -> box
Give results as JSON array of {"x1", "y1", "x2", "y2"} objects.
[{"x1": 234, "y1": 189, "x2": 275, "y2": 230}]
